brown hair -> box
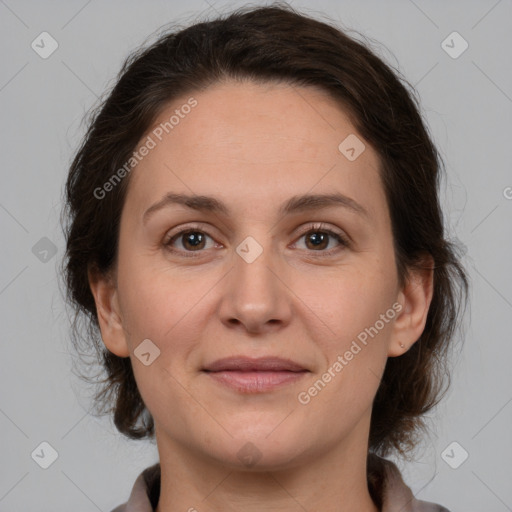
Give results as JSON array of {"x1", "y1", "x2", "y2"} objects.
[{"x1": 60, "y1": 2, "x2": 468, "y2": 463}]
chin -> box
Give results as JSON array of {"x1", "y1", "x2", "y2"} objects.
[{"x1": 203, "y1": 426, "x2": 308, "y2": 471}]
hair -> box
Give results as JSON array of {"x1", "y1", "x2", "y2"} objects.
[{"x1": 60, "y1": 1, "x2": 469, "y2": 470}]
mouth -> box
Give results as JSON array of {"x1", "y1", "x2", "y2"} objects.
[{"x1": 202, "y1": 356, "x2": 309, "y2": 393}]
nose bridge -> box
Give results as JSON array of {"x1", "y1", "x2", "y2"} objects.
[
  {"x1": 219, "y1": 231, "x2": 291, "y2": 332},
  {"x1": 235, "y1": 233, "x2": 275, "y2": 291}
]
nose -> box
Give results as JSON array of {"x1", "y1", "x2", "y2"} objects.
[{"x1": 218, "y1": 236, "x2": 293, "y2": 335}]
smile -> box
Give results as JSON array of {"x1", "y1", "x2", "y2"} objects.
[
  {"x1": 202, "y1": 356, "x2": 310, "y2": 393},
  {"x1": 204, "y1": 370, "x2": 308, "y2": 393}
]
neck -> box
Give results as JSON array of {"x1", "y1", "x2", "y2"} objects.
[{"x1": 154, "y1": 426, "x2": 379, "y2": 512}]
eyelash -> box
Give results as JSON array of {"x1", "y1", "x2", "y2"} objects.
[{"x1": 163, "y1": 222, "x2": 350, "y2": 259}]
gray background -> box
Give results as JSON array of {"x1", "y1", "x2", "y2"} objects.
[{"x1": 0, "y1": 0, "x2": 511, "y2": 510}]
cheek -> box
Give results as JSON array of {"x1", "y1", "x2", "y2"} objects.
[
  {"x1": 299, "y1": 268, "x2": 395, "y2": 412},
  {"x1": 117, "y1": 271, "x2": 171, "y2": 342},
  {"x1": 117, "y1": 251, "x2": 181, "y2": 329},
  {"x1": 302, "y1": 261, "x2": 396, "y2": 343},
  {"x1": 301, "y1": 277, "x2": 393, "y2": 415},
  {"x1": 119, "y1": 265, "x2": 205, "y2": 426},
  {"x1": 116, "y1": 256, "x2": 216, "y2": 365}
]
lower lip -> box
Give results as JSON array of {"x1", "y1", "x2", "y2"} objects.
[{"x1": 204, "y1": 370, "x2": 307, "y2": 392}]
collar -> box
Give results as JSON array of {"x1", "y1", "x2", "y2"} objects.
[{"x1": 112, "y1": 454, "x2": 450, "y2": 512}]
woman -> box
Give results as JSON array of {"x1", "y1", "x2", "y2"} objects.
[{"x1": 61, "y1": 3, "x2": 468, "y2": 511}]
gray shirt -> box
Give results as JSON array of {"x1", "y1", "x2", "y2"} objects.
[{"x1": 111, "y1": 454, "x2": 450, "y2": 512}]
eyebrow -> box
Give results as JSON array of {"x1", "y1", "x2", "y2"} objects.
[{"x1": 142, "y1": 192, "x2": 370, "y2": 224}]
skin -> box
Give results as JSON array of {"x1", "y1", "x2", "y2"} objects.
[{"x1": 89, "y1": 80, "x2": 433, "y2": 512}]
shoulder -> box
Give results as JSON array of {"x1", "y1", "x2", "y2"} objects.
[
  {"x1": 110, "y1": 462, "x2": 161, "y2": 512},
  {"x1": 368, "y1": 453, "x2": 451, "y2": 512}
]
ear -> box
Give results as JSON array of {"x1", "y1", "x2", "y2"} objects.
[
  {"x1": 88, "y1": 265, "x2": 130, "y2": 358},
  {"x1": 388, "y1": 254, "x2": 434, "y2": 357}
]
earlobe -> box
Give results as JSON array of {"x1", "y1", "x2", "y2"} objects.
[
  {"x1": 88, "y1": 266, "x2": 130, "y2": 358},
  {"x1": 388, "y1": 255, "x2": 434, "y2": 358}
]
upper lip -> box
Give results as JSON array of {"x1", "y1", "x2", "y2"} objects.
[{"x1": 203, "y1": 356, "x2": 308, "y2": 372}]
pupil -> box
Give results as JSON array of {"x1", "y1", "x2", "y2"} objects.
[
  {"x1": 186, "y1": 232, "x2": 203, "y2": 248},
  {"x1": 311, "y1": 233, "x2": 324, "y2": 245},
  {"x1": 309, "y1": 232, "x2": 326, "y2": 248}
]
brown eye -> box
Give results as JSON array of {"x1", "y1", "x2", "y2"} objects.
[
  {"x1": 177, "y1": 231, "x2": 207, "y2": 251},
  {"x1": 294, "y1": 224, "x2": 350, "y2": 255},
  {"x1": 304, "y1": 231, "x2": 330, "y2": 250},
  {"x1": 164, "y1": 228, "x2": 217, "y2": 256}
]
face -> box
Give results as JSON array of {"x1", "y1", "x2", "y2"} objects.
[{"x1": 91, "y1": 79, "x2": 429, "y2": 470}]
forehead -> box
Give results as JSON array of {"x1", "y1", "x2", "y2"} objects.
[{"x1": 124, "y1": 79, "x2": 385, "y2": 222}]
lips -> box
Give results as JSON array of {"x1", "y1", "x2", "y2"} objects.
[
  {"x1": 202, "y1": 356, "x2": 307, "y2": 372},
  {"x1": 202, "y1": 356, "x2": 309, "y2": 393}
]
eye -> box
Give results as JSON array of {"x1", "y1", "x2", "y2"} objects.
[
  {"x1": 293, "y1": 223, "x2": 350, "y2": 255},
  {"x1": 163, "y1": 226, "x2": 218, "y2": 257},
  {"x1": 163, "y1": 222, "x2": 350, "y2": 258}
]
